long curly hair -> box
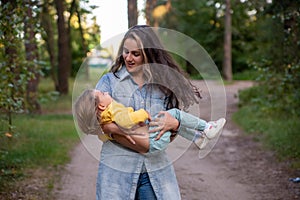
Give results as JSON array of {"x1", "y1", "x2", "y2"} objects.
[{"x1": 110, "y1": 25, "x2": 201, "y2": 110}]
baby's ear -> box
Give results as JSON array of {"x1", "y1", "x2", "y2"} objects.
[{"x1": 97, "y1": 103, "x2": 106, "y2": 111}]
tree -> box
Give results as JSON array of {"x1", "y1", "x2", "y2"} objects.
[
  {"x1": 41, "y1": 0, "x2": 59, "y2": 90},
  {"x1": 128, "y1": 0, "x2": 138, "y2": 28},
  {"x1": 0, "y1": 0, "x2": 33, "y2": 131},
  {"x1": 145, "y1": 0, "x2": 157, "y2": 25},
  {"x1": 54, "y1": 0, "x2": 72, "y2": 94},
  {"x1": 161, "y1": 0, "x2": 224, "y2": 74},
  {"x1": 69, "y1": 0, "x2": 92, "y2": 78},
  {"x1": 252, "y1": 0, "x2": 300, "y2": 115},
  {"x1": 0, "y1": 0, "x2": 101, "y2": 132},
  {"x1": 223, "y1": 0, "x2": 232, "y2": 81},
  {"x1": 159, "y1": 0, "x2": 261, "y2": 77},
  {"x1": 24, "y1": 0, "x2": 41, "y2": 113}
]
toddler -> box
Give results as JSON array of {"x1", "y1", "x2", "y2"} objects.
[{"x1": 74, "y1": 89, "x2": 226, "y2": 153}]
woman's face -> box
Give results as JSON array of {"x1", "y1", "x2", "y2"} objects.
[{"x1": 122, "y1": 38, "x2": 144, "y2": 76}]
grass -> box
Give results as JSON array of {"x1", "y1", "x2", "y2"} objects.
[
  {"x1": 232, "y1": 91, "x2": 300, "y2": 169},
  {"x1": 0, "y1": 76, "x2": 84, "y2": 197},
  {"x1": 38, "y1": 67, "x2": 106, "y2": 113},
  {"x1": 0, "y1": 67, "x2": 107, "y2": 197},
  {"x1": 38, "y1": 78, "x2": 73, "y2": 113},
  {"x1": 0, "y1": 114, "x2": 79, "y2": 193},
  {"x1": 233, "y1": 69, "x2": 261, "y2": 80}
]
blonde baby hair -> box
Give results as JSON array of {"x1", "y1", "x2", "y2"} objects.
[{"x1": 73, "y1": 89, "x2": 102, "y2": 135}]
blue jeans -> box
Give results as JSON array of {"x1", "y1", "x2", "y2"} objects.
[{"x1": 135, "y1": 172, "x2": 157, "y2": 200}]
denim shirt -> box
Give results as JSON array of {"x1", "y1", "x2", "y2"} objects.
[{"x1": 95, "y1": 66, "x2": 181, "y2": 200}]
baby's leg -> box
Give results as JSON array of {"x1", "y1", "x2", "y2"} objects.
[
  {"x1": 167, "y1": 108, "x2": 207, "y2": 131},
  {"x1": 167, "y1": 108, "x2": 226, "y2": 150},
  {"x1": 166, "y1": 108, "x2": 207, "y2": 143},
  {"x1": 148, "y1": 121, "x2": 171, "y2": 153}
]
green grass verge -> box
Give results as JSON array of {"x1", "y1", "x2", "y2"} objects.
[
  {"x1": 0, "y1": 114, "x2": 79, "y2": 192},
  {"x1": 38, "y1": 78, "x2": 74, "y2": 113},
  {"x1": 0, "y1": 68, "x2": 107, "y2": 196},
  {"x1": 232, "y1": 103, "x2": 300, "y2": 169},
  {"x1": 233, "y1": 69, "x2": 261, "y2": 80}
]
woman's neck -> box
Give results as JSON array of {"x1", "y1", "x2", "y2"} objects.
[
  {"x1": 133, "y1": 76, "x2": 144, "y2": 88},
  {"x1": 131, "y1": 71, "x2": 145, "y2": 88}
]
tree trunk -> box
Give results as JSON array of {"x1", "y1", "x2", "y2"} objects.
[
  {"x1": 223, "y1": 0, "x2": 232, "y2": 81},
  {"x1": 24, "y1": 0, "x2": 41, "y2": 114},
  {"x1": 55, "y1": 0, "x2": 72, "y2": 94},
  {"x1": 145, "y1": 0, "x2": 157, "y2": 26},
  {"x1": 41, "y1": 0, "x2": 59, "y2": 90},
  {"x1": 127, "y1": 0, "x2": 138, "y2": 28},
  {"x1": 76, "y1": 7, "x2": 89, "y2": 80}
]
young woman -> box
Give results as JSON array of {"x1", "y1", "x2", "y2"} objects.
[{"x1": 95, "y1": 25, "x2": 201, "y2": 199}]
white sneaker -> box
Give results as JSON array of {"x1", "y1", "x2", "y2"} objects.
[
  {"x1": 194, "y1": 135, "x2": 209, "y2": 149},
  {"x1": 204, "y1": 118, "x2": 226, "y2": 139}
]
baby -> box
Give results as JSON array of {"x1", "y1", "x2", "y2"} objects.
[{"x1": 74, "y1": 89, "x2": 226, "y2": 153}]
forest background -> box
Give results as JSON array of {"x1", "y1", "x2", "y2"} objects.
[{"x1": 0, "y1": 0, "x2": 299, "y2": 197}]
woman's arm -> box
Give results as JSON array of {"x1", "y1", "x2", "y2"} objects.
[{"x1": 102, "y1": 123, "x2": 150, "y2": 154}]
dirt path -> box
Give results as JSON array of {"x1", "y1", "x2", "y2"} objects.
[{"x1": 54, "y1": 81, "x2": 299, "y2": 200}]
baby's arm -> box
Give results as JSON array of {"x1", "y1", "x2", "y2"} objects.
[{"x1": 114, "y1": 107, "x2": 150, "y2": 129}]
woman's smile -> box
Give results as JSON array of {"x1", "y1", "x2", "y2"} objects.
[{"x1": 123, "y1": 38, "x2": 144, "y2": 75}]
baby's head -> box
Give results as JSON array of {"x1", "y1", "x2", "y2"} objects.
[
  {"x1": 93, "y1": 90, "x2": 113, "y2": 112},
  {"x1": 73, "y1": 89, "x2": 112, "y2": 135}
]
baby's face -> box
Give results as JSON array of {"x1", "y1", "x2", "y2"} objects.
[{"x1": 94, "y1": 90, "x2": 113, "y2": 107}]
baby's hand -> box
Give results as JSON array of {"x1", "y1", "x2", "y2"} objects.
[
  {"x1": 147, "y1": 111, "x2": 152, "y2": 121},
  {"x1": 138, "y1": 122, "x2": 147, "y2": 127}
]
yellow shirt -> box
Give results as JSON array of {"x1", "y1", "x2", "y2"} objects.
[{"x1": 100, "y1": 100, "x2": 149, "y2": 129}]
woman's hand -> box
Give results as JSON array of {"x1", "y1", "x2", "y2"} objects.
[{"x1": 148, "y1": 111, "x2": 179, "y2": 140}]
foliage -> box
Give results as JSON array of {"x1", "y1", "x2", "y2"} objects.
[
  {"x1": 161, "y1": 0, "x2": 259, "y2": 75},
  {"x1": 68, "y1": 3, "x2": 101, "y2": 77},
  {"x1": 249, "y1": 0, "x2": 300, "y2": 116},
  {"x1": 233, "y1": 87, "x2": 300, "y2": 167},
  {"x1": 38, "y1": 0, "x2": 101, "y2": 78},
  {"x1": 0, "y1": 0, "x2": 37, "y2": 131},
  {"x1": 70, "y1": 17, "x2": 101, "y2": 77},
  {"x1": 0, "y1": 0, "x2": 101, "y2": 133},
  {"x1": 230, "y1": 0, "x2": 300, "y2": 168},
  {"x1": 159, "y1": 0, "x2": 300, "y2": 167},
  {"x1": 250, "y1": 63, "x2": 300, "y2": 116}
]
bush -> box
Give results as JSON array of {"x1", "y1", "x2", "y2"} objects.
[{"x1": 234, "y1": 85, "x2": 300, "y2": 168}]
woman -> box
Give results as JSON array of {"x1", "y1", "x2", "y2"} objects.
[{"x1": 95, "y1": 25, "x2": 200, "y2": 199}]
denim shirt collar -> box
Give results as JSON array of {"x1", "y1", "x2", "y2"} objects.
[
  {"x1": 116, "y1": 66, "x2": 130, "y2": 81},
  {"x1": 116, "y1": 65, "x2": 150, "y2": 86}
]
